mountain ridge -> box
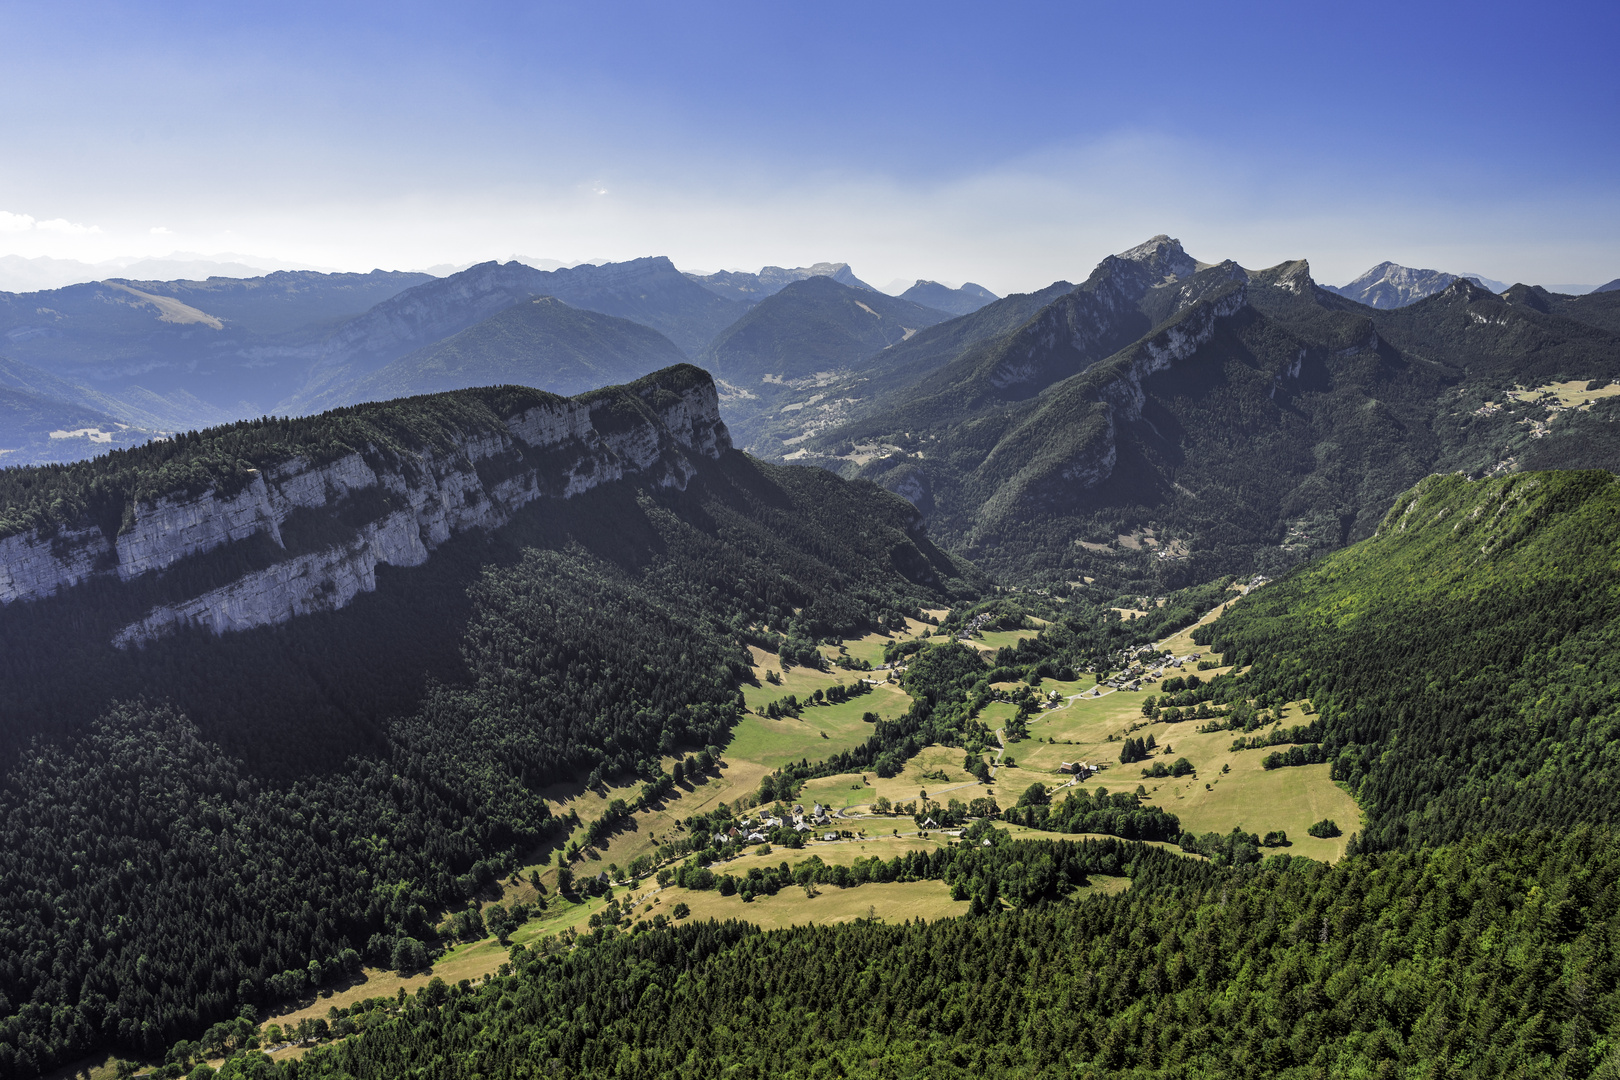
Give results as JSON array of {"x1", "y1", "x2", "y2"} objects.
[
  {"x1": 686, "y1": 261, "x2": 876, "y2": 304},
  {"x1": 792, "y1": 236, "x2": 1620, "y2": 584},
  {"x1": 898, "y1": 279, "x2": 999, "y2": 315},
  {"x1": 332, "y1": 296, "x2": 689, "y2": 406},
  {"x1": 699, "y1": 275, "x2": 952, "y2": 387}
]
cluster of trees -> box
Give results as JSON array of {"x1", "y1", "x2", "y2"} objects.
[
  {"x1": 1177, "y1": 827, "x2": 1267, "y2": 866},
  {"x1": 288, "y1": 828, "x2": 1620, "y2": 1078},
  {"x1": 1140, "y1": 757, "x2": 1195, "y2": 779},
  {"x1": 677, "y1": 830, "x2": 1143, "y2": 910},
  {"x1": 1139, "y1": 675, "x2": 1227, "y2": 724},
  {"x1": 1118, "y1": 734, "x2": 1156, "y2": 763},
  {"x1": 1261, "y1": 744, "x2": 1329, "y2": 770},
  {"x1": 1227, "y1": 721, "x2": 1324, "y2": 751},
  {"x1": 1001, "y1": 783, "x2": 1183, "y2": 842}
]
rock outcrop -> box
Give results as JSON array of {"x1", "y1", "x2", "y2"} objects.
[
  {"x1": 1097, "y1": 283, "x2": 1248, "y2": 425},
  {"x1": 0, "y1": 367, "x2": 731, "y2": 647}
]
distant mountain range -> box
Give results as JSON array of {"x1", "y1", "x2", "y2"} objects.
[
  {"x1": 3, "y1": 244, "x2": 1615, "y2": 528},
  {"x1": 0, "y1": 269, "x2": 437, "y2": 458},
  {"x1": 344, "y1": 296, "x2": 688, "y2": 403},
  {"x1": 772, "y1": 236, "x2": 1620, "y2": 585},
  {"x1": 288, "y1": 256, "x2": 743, "y2": 413},
  {"x1": 698, "y1": 276, "x2": 951, "y2": 386},
  {"x1": 0, "y1": 252, "x2": 337, "y2": 292},
  {"x1": 897, "y1": 280, "x2": 999, "y2": 315},
  {"x1": 686, "y1": 262, "x2": 876, "y2": 305}
]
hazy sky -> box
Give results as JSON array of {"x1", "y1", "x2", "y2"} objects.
[{"x1": 1, "y1": 0, "x2": 1616, "y2": 293}]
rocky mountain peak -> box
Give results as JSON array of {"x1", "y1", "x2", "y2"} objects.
[
  {"x1": 1116, "y1": 235, "x2": 1198, "y2": 281},
  {"x1": 1249, "y1": 259, "x2": 1314, "y2": 295},
  {"x1": 1077, "y1": 236, "x2": 1198, "y2": 308},
  {"x1": 1501, "y1": 283, "x2": 1553, "y2": 313},
  {"x1": 1326, "y1": 261, "x2": 1501, "y2": 309},
  {"x1": 1439, "y1": 276, "x2": 1494, "y2": 302}
]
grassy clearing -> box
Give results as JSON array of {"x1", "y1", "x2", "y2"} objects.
[
  {"x1": 726, "y1": 703, "x2": 884, "y2": 771},
  {"x1": 797, "y1": 745, "x2": 986, "y2": 811},
  {"x1": 1137, "y1": 721, "x2": 1361, "y2": 862},
  {"x1": 965, "y1": 628, "x2": 1041, "y2": 653},
  {"x1": 38, "y1": 1056, "x2": 120, "y2": 1080},
  {"x1": 1507, "y1": 379, "x2": 1620, "y2": 408},
  {"x1": 742, "y1": 646, "x2": 890, "y2": 707},
  {"x1": 977, "y1": 701, "x2": 1021, "y2": 732},
  {"x1": 1072, "y1": 874, "x2": 1132, "y2": 899},
  {"x1": 1005, "y1": 687, "x2": 1359, "y2": 862},
  {"x1": 838, "y1": 625, "x2": 931, "y2": 668},
  {"x1": 260, "y1": 888, "x2": 611, "y2": 1036},
  {"x1": 660, "y1": 879, "x2": 966, "y2": 928},
  {"x1": 1153, "y1": 599, "x2": 1241, "y2": 659}
]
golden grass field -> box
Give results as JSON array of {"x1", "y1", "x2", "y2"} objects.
[
  {"x1": 1507, "y1": 378, "x2": 1620, "y2": 408},
  {"x1": 658, "y1": 879, "x2": 966, "y2": 928}
]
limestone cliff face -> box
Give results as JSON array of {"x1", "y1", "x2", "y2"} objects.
[
  {"x1": 1096, "y1": 283, "x2": 1248, "y2": 426},
  {"x1": 1030, "y1": 284, "x2": 1247, "y2": 502},
  {"x1": 0, "y1": 369, "x2": 731, "y2": 647}
]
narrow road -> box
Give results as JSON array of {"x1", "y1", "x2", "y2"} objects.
[{"x1": 987, "y1": 727, "x2": 1009, "y2": 780}]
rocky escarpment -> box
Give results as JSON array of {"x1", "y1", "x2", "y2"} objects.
[
  {"x1": 0, "y1": 366, "x2": 730, "y2": 647},
  {"x1": 1062, "y1": 283, "x2": 1247, "y2": 489},
  {"x1": 1096, "y1": 282, "x2": 1248, "y2": 426}
]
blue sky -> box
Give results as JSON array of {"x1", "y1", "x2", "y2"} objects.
[{"x1": 1, "y1": 0, "x2": 1616, "y2": 292}]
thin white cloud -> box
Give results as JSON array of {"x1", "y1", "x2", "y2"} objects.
[
  {"x1": 150, "y1": 226, "x2": 171, "y2": 234},
  {"x1": 0, "y1": 211, "x2": 102, "y2": 236},
  {"x1": 35, "y1": 217, "x2": 102, "y2": 235}
]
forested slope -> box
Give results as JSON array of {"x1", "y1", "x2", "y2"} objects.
[
  {"x1": 0, "y1": 377, "x2": 974, "y2": 1077},
  {"x1": 297, "y1": 828, "x2": 1620, "y2": 1079},
  {"x1": 1197, "y1": 469, "x2": 1620, "y2": 850}
]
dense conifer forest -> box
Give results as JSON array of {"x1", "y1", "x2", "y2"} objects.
[
  {"x1": 209, "y1": 467, "x2": 1620, "y2": 1080},
  {"x1": 280, "y1": 828, "x2": 1620, "y2": 1079}
]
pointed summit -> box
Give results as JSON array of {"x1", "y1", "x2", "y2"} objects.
[
  {"x1": 1250, "y1": 259, "x2": 1314, "y2": 295},
  {"x1": 1115, "y1": 235, "x2": 1198, "y2": 282}
]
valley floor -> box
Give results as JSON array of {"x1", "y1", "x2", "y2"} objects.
[{"x1": 69, "y1": 595, "x2": 1363, "y2": 1079}]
